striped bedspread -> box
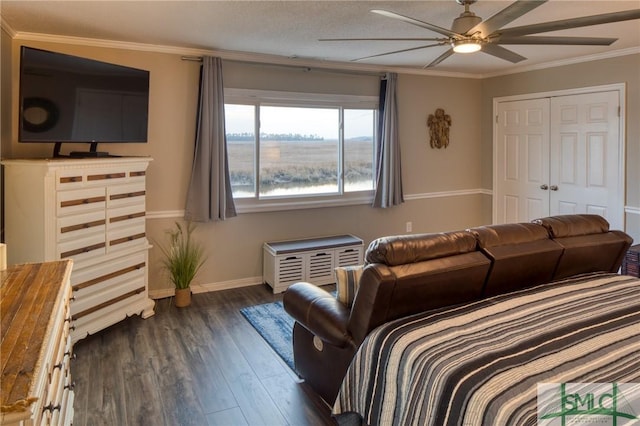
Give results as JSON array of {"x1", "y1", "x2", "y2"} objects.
[{"x1": 333, "y1": 273, "x2": 640, "y2": 426}]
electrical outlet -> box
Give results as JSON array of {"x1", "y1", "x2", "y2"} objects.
[{"x1": 406, "y1": 221, "x2": 412, "y2": 233}]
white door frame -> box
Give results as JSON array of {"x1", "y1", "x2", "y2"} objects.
[{"x1": 492, "y1": 83, "x2": 626, "y2": 227}]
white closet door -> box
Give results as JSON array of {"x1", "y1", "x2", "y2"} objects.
[
  {"x1": 549, "y1": 91, "x2": 622, "y2": 229},
  {"x1": 494, "y1": 88, "x2": 623, "y2": 228},
  {"x1": 495, "y1": 98, "x2": 550, "y2": 223}
]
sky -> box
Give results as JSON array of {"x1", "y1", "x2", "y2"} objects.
[{"x1": 225, "y1": 104, "x2": 374, "y2": 139}]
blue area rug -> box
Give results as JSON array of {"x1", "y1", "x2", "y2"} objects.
[{"x1": 240, "y1": 301, "x2": 295, "y2": 370}]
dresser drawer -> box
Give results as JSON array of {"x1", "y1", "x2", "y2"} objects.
[
  {"x1": 45, "y1": 345, "x2": 67, "y2": 422},
  {"x1": 48, "y1": 381, "x2": 73, "y2": 426},
  {"x1": 58, "y1": 232, "x2": 106, "y2": 261},
  {"x1": 108, "y1": 204, "x2": 146, "y2": 230},
  {"x1": 71, "y1": 284, "x2": 147, "y2": 335},
  {"x1": 57, "y1": 187, "x2": 106, "y2": 217},
  {"x1": 127, "y1": 168, "x2": 147, "y2": 184},
  {"x1": 107, "y1": 182, "x2": 146, "y2": 209},
  {"x1": 59, "y1": 373, "x2": 74, "y2": 426},
  {"x1": 41, "y1": 364, "x2": 67, "y2": 426},
  {"x1": 71, "y1": 251, "x2": 146, "y2": 301},
  {"x1": 107, "y1": 225, "x2": 146, "y2": 252},
  {"x1": 57, "y1": 210, "x2": 106, "y2": 243},
  {"x1": 56, "y1": 167, "x2": 128, "y2": 190},
  {"x1": 71, "y1": 272, "x2": 146, "y2": 320},
  {"x1": 56, "y1": 169, "x2": 85, "y2": 190}
]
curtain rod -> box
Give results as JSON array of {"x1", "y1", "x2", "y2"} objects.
[{"x1": 180, "y1": 55, "x2": 385, "y2": 78}]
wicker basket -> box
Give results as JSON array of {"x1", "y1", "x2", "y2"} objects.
[{"x1": 621, "y1": 245, "x2": 640, "y2": 277}]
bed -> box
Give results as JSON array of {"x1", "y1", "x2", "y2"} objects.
[{"x1": 332, "y1": 272, "x2": 640, "y2": 425}]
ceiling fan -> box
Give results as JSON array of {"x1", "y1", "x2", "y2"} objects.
[{"x1": 320, "y1": 0, "x2": 640, "y2": 68}]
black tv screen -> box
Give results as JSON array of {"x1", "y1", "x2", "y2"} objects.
[{"x1": 19, "y1": 46, "x2": 149, "y2": 144}]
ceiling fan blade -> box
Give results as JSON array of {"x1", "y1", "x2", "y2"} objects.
[
  {"x1": 498, "y1": 35, "x2": 617, "y2": 46},
  {"x1": 469, "y1": 0, "x2": 547, "y2": 37},
  {"x1": 481, "y1": 43, "x2": 527, "y2": 63},
  {"x1": 353, "y1": 43, "x2": 447, "y2": 62},
  {"x1": 497, "y1": 9, "x2": 640, "y2": 38},
  {"x1": 371, "y1": 9, "x2": 461, "y2": 38},
  {"x1": 425, "y1": 48, "x2": 455, "y2": 68},
  {"x1": 319, "y1": 37, "x2": 447, "y2": 42}
]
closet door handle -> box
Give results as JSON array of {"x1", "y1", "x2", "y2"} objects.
[
  {"x1": 550, "y1": 185, "x2": 558, "y2": 191},
  {"x1": 540, "y1": 184, "x2": 549, "y2": 190}
]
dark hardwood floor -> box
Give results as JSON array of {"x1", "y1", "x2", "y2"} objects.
[{"x1": 71, "y1": 284, "x2": 336, "y2": 426}]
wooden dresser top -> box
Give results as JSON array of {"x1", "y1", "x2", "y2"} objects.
[{"x1": 1, "y1": 261, "x2": 72, "y2": 413}]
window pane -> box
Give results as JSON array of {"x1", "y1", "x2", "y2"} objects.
[
  {"x1": 225, "y1": 104, "x2": 255, "y2": 198},
  {"x1": 344, "y1": 109, "x2": 375, "y2": 192},
  {"x1": 259, "y1": 106, "x2": 339, "y2": 197}
]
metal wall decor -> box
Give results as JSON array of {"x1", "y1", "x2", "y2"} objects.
[{"x1": 427, "y1": 108, "x2": 452, "y2": 149}]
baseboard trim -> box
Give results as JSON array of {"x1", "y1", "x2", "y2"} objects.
[{"x1": 149, "y1": 276, "x2": 264, "y2": 299}]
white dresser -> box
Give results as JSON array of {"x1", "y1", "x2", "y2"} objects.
[
  {"x1": 2, "y1": 157, "x2": 155, "y2": 343},
  {"x1": 1, "y1": 261, "x2": 75, "y2": 426}
]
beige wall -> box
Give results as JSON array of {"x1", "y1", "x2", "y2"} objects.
[
  {"x1": 1, "y1": 29, "x2": 11, "y2": 160},
  {"x1": 1, "y1": 29, "x2": 12, "y2": 239},
  {"x1": 2, "y1": 39, "x2": 490, "y2": 295},
  {"x1": 481, "y1": 53, "x2": 640, "y2": 242},
  {"x1": 3, "y1": 37, "x2": 636, "y2": 294}
]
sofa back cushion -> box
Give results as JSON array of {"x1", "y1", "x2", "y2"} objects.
[
  {"x1": 365, "y1": 231, "x2": 478, "y2": 266},
  {"x1": 533, "y1": 214, "x2": 609, "y2": 237},
  {"x1": 534, "y1": 214, "x2": 633, "y2": 280},
  {"x1": 469, "y1": 222, "x2": 563, "y2": 297},
  {"x1": 348, "y1": 232, "x2": 490, "y2": 344}
]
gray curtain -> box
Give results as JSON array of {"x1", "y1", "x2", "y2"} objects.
[
  {"x1": 185, "y1": 56, "x2": 236, "y2": 221},
  {"x1": 373, "y1": 72, "x2": 404, "y2": 208}
]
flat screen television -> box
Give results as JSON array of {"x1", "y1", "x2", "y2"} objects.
[{"x1": 19, "y1": 46, "x2": 150, "y2": 157}]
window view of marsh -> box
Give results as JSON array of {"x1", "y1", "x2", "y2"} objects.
[{"x1": 226, "y1": 104, "x2": 375, "y2": 198}]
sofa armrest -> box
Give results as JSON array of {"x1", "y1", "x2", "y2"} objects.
[{"x1": 283, "y1": 282, "x2": 352, "y2": 348}]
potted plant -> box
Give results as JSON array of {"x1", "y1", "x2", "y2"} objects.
[{"x1": 159, "y1": 221, "x2": 206, "y2": 307}]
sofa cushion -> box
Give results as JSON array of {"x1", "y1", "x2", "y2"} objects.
[
  {"x1": 533, "y1": 214, "x2": 609, "y2": 238},
  {"x1": 534, "y1": 214, "x2": 633, "y2": 279},
  {"x1": 335, "y1": 265, "x2": 364, "y2": 308},
  {"x1": 468, "y1": 223, "x2": 563, "y2": 296},
  {"x1": 348, "y1": 251, "x2": 491, "y2": 344},
  {"x1": 365, "y1": 231, "x2": 477, "y2": 266}
]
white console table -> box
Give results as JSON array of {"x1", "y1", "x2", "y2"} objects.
[{"x1": 263, "y1": 235, "x2": 364, "y2": 293}]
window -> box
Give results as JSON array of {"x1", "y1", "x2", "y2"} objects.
[{"x1": 225, "y1": 89, "x2": 377, "y2": 211}]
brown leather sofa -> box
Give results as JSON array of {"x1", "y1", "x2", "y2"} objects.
[{"x1": 282, "y1": 214, "x2": 633, "y2": 404}]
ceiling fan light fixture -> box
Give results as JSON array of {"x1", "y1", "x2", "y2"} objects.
[{"x1": 452, "y1": 39, "x2": 482, "y2": 53}]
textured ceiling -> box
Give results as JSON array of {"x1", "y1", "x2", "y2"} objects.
[{"x1": 2, "y1": 0, "x2": 640, "y2": 75}]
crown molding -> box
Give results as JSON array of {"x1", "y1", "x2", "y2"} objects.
[
  {"x1": 9, "y1": 30, "x2": 639, "y2": 80},
  {"x1": 481, "y1": 46, "x2": 640, "y2": 78},
  {"x1": 9, "y1": 30, "x2": 482, "y2": 79},
  {"x1": 1, "y1": 18, "x2": 17, "y2": 38}
]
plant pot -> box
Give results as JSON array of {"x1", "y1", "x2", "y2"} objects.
[{"x1": 174, "y1": 287, "x2": 191, "y2": 308}]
